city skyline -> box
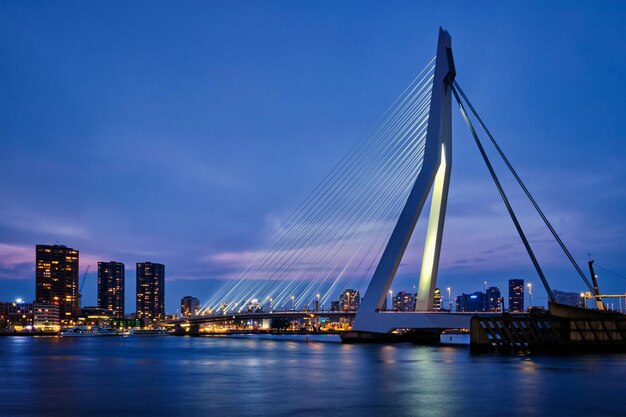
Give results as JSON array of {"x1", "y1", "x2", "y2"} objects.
[
  {"x1": 2, "y1": 2, "x2": 626, "y2": 311},
  {"x1": 1, "y1": 4, "x2": 624, "y2": 417},
  {"x1": 7, "y1": 242, "x2": 593, "y2": 316}
]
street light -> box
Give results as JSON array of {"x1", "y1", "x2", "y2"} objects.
[
  {"x1": 317, "y1": 293, "x2": 321, "y2": 311},
  {"x1": 389, "y1": 290, "x2": 393, "y2": 311},
  {"x1": 483, "y1": 281, "x2": 487, "y2": 311},
  {"x1": 527, "y1": 283, "x2": 533, "y2": 308},
  {"x1": 446, "y1": 287, "x2": 451, "y2": 311},
  {"x1": 291, "y1": 295, "x2": 295, "y2": 311}
]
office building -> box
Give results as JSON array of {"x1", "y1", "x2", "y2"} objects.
[
  {"x1": 79, "y1": 306, "x2": 114, "y2": 327},
  {"x1": 456, "y1": 292, "x2": 486, "y2": 312},
  {"x1": 486, "y1": 286, "x2": 502, "y2": 312},
  {"x1": 33, "y1": 302, "x2": 60, "y2": 331},
  {"x1": 136, "y1": 262, "x2": 165, "y2": 322},
  {"x1": 97, "y1": 261, "x2": 125, "y2": 318},
  {"x1": 393, "y1": 291, "x2": 416, "y2": 312},
  {"x1": 35, "y1": 244, "x2": 79, "y2": 325},
  {"x1": 508, "y1": 279, "x2": 525, "y2": 312}
]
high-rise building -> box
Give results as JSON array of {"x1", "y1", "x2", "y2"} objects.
[
  {"x1": 35, "y1": 244, "x2": 79, "y2": 325},
  {"x1": 340, "y1": 289, "x2": 360, "y2": 311},
  {"x1": 486, "y1": 286, "x2": 502, "y2": 312},
  {"x1": 97, "y1": 261, "x2": 125, "y2": 318},
  {"x1": 136, "y1": 262, "x2": 165, "y2": 321},
  {"x1": 433, "y1": 288, "x2": 442, "y2": 311},
  {"x1": 456, "y1": 292, "x2": 486, "y2": 312},
  {"x1": 508, "y1": 279, "x2": 525, "y2": 312},
  {"x1": 393, "y1": 291, "x2": 415, "y2": 311}
]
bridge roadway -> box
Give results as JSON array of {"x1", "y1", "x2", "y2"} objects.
[
  {"x1": 163, "y1": 310, "x2": 495, "y2": 330},
  {"x1": 164, "y1": 310, "x2": 357, "y2": 326}
]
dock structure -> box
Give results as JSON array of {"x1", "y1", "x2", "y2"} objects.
[{"x1": 470, "y1": 303, "x2": 626, "y2": 353}]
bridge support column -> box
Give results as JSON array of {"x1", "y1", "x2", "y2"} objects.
[{"x1": 353, "y1": 28, "x2": 455, "y2": 334}]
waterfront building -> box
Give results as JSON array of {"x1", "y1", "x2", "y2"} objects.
[
  {"x1": 433, "y1": 288, "x2": 442, "y2": 311},
  {"x1": 340, "y1": 289, "x2": 360, "y2": 311},
  {"x1": 35, "y1": 244, "x2": 79, "y2": 325},
  {"x1": 508, "y1": 279, "x2": 525, "y2": 312},
  {"x1": 553, "y1": 290, "x2": 583, "y2": 307},
  {"x1": 456, "y1": 292, "x2": 486, "y2": 312},
  {"x1": 393, "y1": 291, "x2": 416, "y2": 311},
  {"x1": 111, "y1": 317, "x2": 142, "y2": 330},
  {"x1": 136, "y1": 262, "x2": 165, "y2": 322},
  {"x1": 33, "y1": 302, "x2": 60, "y2": 331},
  {"x1": 181, "y1": 296, "x2": 200, "y2": 318},
  {"x1": 486, "y1": 286, "x2": 502, "y2": 312},
  {"x1": 97, "y1": 261, "x2": 125, "y2": 318},
  {"x1": 0, "y1": 300, "x2": 34, "y2": 330},
  {"x1": 79, "y1": 306, "x2": 114, "y2": 327}
]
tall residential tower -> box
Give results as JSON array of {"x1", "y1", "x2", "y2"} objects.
[
  {"x1": 35, "y1": 244, "x2": 79, "y2": 325},
  {"x1": 97, "y1": 261, "x2": 125, "y2": 318},
  {"x1": 136, "y1": 262, "x2": 165, "y2": 321}
]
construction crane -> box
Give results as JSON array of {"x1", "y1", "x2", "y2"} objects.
[{"x1": 78, "y1": 265, "x2": 90, "y2": 309}]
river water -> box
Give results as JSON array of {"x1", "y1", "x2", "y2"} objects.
[{"x1": 0, "y1": 335, "x2": 624, "y2": 417}]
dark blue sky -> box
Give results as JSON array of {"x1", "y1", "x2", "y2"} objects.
[{"x1": 1, "y1": 1, "x2": 625, "y2": 313}]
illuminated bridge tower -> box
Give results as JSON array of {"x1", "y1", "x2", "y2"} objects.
[{"x1": 352, "y1": 29, "x2": 465, "y2": 335}]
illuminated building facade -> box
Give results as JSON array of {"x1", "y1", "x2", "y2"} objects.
[
  {"x1": 79, "y1": 306, "x2": 114, "y2": 327},
  {"x1": 111, "y1": 317, "x2": 142, "y2": 329},
  {"x1": 433, "y1": 288, "x2": 442, "y2": 311},
  {"x1": 97, "y1": 261, "x2": 125, "y2": 318},
  {"x1": 181, "y1": 296, "x2": 200, "y2": 317},
  {"x1": 136, "y1": 262, "x2": 165, "y2": 321},
  {"x1": 393, "y1": 291, "x2": 416, "y2": 311},
  {"x1": 508, "y1": 279, "x2": 525, "y2": 312},
  {"x1": 486, "y1": 286, "x2": 502, "y2": 312},
  {"x1": 340, "y1": 289, "x2": 360, "y2": 311},
  {"x1": 35, "y1": 244, "x2": 79, "y2": 325},
  {"x1": 0, "y1": 300, "x2": 34, "y2": 329},
  {"x1": 33, "y1": 302, "x2": 60, "y2": 331}
]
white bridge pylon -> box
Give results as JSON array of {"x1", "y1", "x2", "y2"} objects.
[{"x1": 352, "y1": 28, "x2": 468, "y2": 333}]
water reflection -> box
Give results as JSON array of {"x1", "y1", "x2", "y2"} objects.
[{"x1": 0, "y1": 336, "x2": 623, "y2": 417}]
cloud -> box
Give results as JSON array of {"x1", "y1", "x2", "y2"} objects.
[
  {"x1": 0, "y1": 209, "x2": 89, "y2": 240},
  {"x1": 0, "y1": 243, "x2": 33, "y2": 269},
  {"x1": 207, "y1": 250, "x2": 260, "y2": 270}
]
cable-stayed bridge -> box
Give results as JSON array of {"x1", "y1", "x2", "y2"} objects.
[{"x1": 167, "y1": 29, "x2": 603, "y2": 339}]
